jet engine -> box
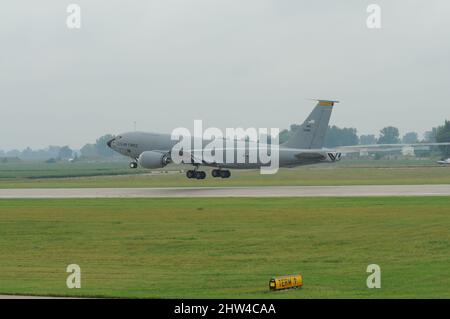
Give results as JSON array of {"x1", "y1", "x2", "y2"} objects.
[{"x1": 138, "y1": 151, "x2": 171, "y2": 169}]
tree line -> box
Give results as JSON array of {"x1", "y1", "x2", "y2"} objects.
[
  {"x1": 0, "y1": 134, "x2": 117, "y2": 161},
  {"x1": 278, "y1": 120, "x2": 450, "y2": 157},
  {"x1": 1, "y1": 121, "x2": 449, "y2": 161}
]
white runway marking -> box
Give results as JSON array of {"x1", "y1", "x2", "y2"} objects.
[{"x1": 0, "y1": 185, "x2": 450, "y2": 198}]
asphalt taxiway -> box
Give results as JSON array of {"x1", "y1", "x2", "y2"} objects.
[{"x1": 0, "y1": 184, "x2": 450, "y2": 198}]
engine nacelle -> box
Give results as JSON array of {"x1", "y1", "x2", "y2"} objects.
[{"x1": 138, "y1": 151, "x2": 171, "y2": 169}]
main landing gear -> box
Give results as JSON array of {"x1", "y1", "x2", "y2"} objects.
[
  {"x1": 186, "y1": 170, "x2": 206, "y2": 179},
  {"x1": 185, "y1": 168, "x2": 231, "y2": 179},
  {"x1": 211, "y1": 169, "x2": 231, "y2": 179}
]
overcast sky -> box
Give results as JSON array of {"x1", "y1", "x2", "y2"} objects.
[{"x1": 1, "y1": 0, "x2": 449, "y2": 150}]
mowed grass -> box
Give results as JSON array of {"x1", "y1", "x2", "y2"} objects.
[
  {"x1": 0, "y1": 161, "x2": 141, "y2": 180},
  {"x1": 0, "y1": 197, "x2": 449, "y2": 298},
  {"x1": 1, "y1": 165, "x2": 450, "y2": 188}
]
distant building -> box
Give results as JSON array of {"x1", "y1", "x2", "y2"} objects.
[
  {"x1": 0, "y1": 157, "x2": 21, "y2": 163},
  {"x1": 401, "y1": 146, "x2": 415, "y2": 156},
  {"x1": 359, "y1": 149, "x2": 369, "y2": 157}
]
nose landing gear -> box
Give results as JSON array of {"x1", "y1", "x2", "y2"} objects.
[{"x1": 129, "y1": 162, "x2": 138, "y2": 169}]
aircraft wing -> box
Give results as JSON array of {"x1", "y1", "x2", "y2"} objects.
[
  {"x1": 294, "y1": 152, "x2": 327, "y2": 161},
  {"x1": 289, "y1": 149, "x2": 342, "y2": 162},
  {"x1": 333, "y1": 142, "x2": 450, "y2": 154}
]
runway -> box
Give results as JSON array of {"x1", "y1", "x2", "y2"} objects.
[{"x1": 1, "y1": 184, "x2": 450, "y2": 198}]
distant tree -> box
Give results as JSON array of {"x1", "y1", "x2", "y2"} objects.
[
  {"x1": 423, "y1": 128, "x2": 437, "y2": 143},
  {"x1": 258, "y1": 134, "x2": 272, "y2": 144},
  {"x1": 277, "y1": 124, "x2": 301, "y2": 144},
  {"x1": 378, "y1": 126, "x2": 400, "y2": 144},
  {"x1": 374, "y1": 152, "x2": 383, "y2": 160},
  {"x1": 435, "y1": 120, "x2": 450, "y2": 157},
  {"x1": 6, "y1": 149, "x2": 21, "y2": 157},
  {"x1": 359, "y1": 134, "x2": 377, "y2": 145},
  {"x1": 20, "y1": 147, "x2": 33, "y2": 159},
  {"x1": 45, "y1": 158, "x2": 57, "y2": 164},
  {"x1": 47, "y1": 146, "x2": 61, "y2": 158},
  {"x1": 2, "y1": 157, "x2": 20, "y2": 163},
  {"x1": 402, "y1": 132, "x2": 419, "y2": 144},
  {"x1": 278, "y1": 124, "x2": 359, "y2": 147},
  {"x1": 324, "y1": 126, "x2": 359, "y2": 147},
  {"x1": 80, "y1": 143, "x2": 98, "y2": 158},
  {"x1": 0, "y1": 150, "x2": 5, "y2": 157},
  {"x1": 278, "y1": 129, "x2": 290, "y2": 144},
  {"x1": 58, "y1": 146, "x2": 73, "y2": 159},
  {"x1": 95, "y1": 134, "x2": 115, "y2": 157}
]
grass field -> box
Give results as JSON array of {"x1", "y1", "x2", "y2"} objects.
[
  {"x1": 0, "y1": 161, "x2": 141, "y2": 179},
  {"x1": 1, "y1": 159, "x2": 450, "y2": 188},
  {"x1": 0, "y1": 197, "x2": 449, "y2": 298}
]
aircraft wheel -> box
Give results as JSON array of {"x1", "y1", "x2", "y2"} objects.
[
  {"x1": 196, "y1": 171, "x2": 206, "y2": 179},
  {"x1": 220, "y1": 170, "x2": 231, "y2": 178},
  {"x1": 186, "y1": 170, "x2": 195, "y2": 179},
  {"x1": 211, "y1": 169, "x2": 220, "y2": 178},
  {"x1": 130, "y1": 162, "x2": 138, "y2": 169}
]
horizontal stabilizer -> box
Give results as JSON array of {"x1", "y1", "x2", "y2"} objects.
[{"x1": 334, "y1": 142, "x2": 450, "y2": 154}]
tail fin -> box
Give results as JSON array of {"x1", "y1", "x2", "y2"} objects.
[{"x1": 282, "y1": 99, "x2": 338, "y2": 149}]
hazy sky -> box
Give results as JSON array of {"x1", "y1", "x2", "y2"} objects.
[{"x1": 1, "y1": 0, "x2": 449, "y2": 150}]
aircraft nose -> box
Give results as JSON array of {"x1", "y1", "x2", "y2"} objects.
[{"x1": 107, "y1": 138, "x2": 115, "y2": 148}]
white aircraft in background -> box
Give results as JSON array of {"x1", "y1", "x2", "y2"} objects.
[{"x1": 437, "y1": 158, "x2": 450, "y2": 165}]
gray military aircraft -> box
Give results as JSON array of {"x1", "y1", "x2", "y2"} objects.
[{"x1": 107, "y1": 100, "x2": 450, "y2": 179}]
